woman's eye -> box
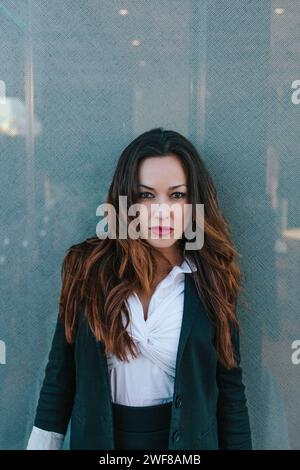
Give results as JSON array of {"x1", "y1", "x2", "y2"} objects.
[
  {"x1": 138, "y1": 192, "x2": 154, "y2": 199},
  {"x1": 171, "y1": 192, "x2": 187, "y2": 199}
]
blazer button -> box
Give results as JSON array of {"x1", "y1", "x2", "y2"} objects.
[
  {"x1": 175, "y1": 395, "x2": 182, "y2": 408},
  {"x1": 172, "y1": 430, "x2": 180, "y2": 442}
]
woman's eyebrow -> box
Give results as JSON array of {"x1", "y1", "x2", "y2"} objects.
[{"x1": 138, "y1": 184, "x2": 187, "y2": 190}]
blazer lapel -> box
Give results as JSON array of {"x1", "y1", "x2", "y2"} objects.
[{"x1": 173, "y1": 272, "x2": 199, "y2": 380}]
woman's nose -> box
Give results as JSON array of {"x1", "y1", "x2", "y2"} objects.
[{"x1": 150, "y1": 202, "x2": 174, "y2": 223}]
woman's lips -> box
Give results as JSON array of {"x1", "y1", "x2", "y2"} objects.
[{"x1": 149, "y1": 226, "x2": 174, "y2": 235}]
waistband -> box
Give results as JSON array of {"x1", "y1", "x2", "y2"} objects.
[{"x1": 112, "y1": 401, "x2": 173, "y2": 432}]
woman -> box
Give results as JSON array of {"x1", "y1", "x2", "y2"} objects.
[{"x1": 27, "y1": 127, "x2": 252, "y2": 450}]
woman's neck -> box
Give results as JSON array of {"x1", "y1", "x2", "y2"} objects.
[{"x1": 153, "y1": 248, "x2": 184, "y2": 274}]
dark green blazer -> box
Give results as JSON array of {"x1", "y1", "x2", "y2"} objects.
[{"x1": 33, "y1": 272, "x2": 252, "y2": 450}]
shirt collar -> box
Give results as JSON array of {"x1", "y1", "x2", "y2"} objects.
[
  {"x1": 179, "y1": 257, "x2": 197, "y2": 273},
  {"x1": 157, "y1": 256, "x2": 197, "y2": 290}
]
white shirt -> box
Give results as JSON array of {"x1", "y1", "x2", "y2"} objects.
[{"x1": 26, "y1": 257, "x2": 197, "y2": 449}]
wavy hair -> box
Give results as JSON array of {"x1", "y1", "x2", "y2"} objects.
[{"x1": 59, "y1": 127, "x2": 245, "y2": 369}]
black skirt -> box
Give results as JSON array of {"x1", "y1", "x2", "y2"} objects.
[{"x1": 112, "y1": 401, "x2": 173, "y2": 450}]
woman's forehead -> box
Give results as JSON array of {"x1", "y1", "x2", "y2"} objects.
[{"x1": 138, "y1": 155, "x2": 187, "y2": 187}]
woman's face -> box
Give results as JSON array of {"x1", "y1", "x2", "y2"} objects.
[{"x1": 135, "y1": 154, "x2": 190, "y2": 250}]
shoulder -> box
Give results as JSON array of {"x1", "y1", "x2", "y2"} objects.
[
  {"x1": 59, "y1": 237, "x2": 102, "y2": 334},
  {"x1": 64, "y1": 235, "x2": 100, "y2": 258},
  {"x1": 61, "y1": 235, "x2": 102, "y2": 270}
]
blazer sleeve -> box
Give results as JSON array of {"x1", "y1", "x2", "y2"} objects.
[
  {"x1": 216, "y1": 324, "x2": 253, "y2": 450},
  {"x1": 32, "y1": 312, "x2": 76, "y2": 435}
]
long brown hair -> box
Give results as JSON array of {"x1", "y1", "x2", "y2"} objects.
[{"x1": 59, "y1": 127, "x2": 245, "y2": 369}]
